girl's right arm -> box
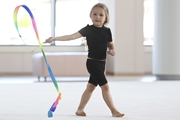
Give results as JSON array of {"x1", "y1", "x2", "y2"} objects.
[{"x1": 44, "y1": 32, "x2": 82, "y2": 43}]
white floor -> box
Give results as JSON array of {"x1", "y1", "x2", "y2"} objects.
[{"x1": 1, "y1": 75, "x2": 180, "y2": 120}]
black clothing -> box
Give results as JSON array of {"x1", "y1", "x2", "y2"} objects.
[
  {"x1": 78, "y1": 24, "x2": 113, "y2": 86},
  {"x1": 78, "y1": 24, "x2": 112, "y2": 60},
  {"x1": 86, "y1": 59, "x2": 107, "y2": 86}
]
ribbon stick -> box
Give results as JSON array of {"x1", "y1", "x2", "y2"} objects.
[{"x1": 13, "y1": 5, "x2": 61, "y2": 118}]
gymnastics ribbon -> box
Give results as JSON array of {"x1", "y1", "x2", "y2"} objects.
[{"x1": 13, "y1": 5, "x2": 61, "y2": 118}]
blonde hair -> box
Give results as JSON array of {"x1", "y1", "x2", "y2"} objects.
[{"x1": 90, "y1": 3, "x2": 110, "y2": 26}]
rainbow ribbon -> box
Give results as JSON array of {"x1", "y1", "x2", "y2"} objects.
[{"x1": 13, "y1": 5, "x2": 61, "y2": 118}]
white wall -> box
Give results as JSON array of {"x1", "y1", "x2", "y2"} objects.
[
  {"x1": 0, "y1": 53, "x2": 32, "y2": 75},
  {"x1": 0, "y1": 46, "x2": 86, "y2": 75},
  {"x1": 0, "y1": 47, "x2": 152, "y2": 75},
  {"x1": 101, "y1": 0, "x2": 146, "y2": 75},
  {"x1": 0, "y1": 0, "x2": 153, "y2": 76}
]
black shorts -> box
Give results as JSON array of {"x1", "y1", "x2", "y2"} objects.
[{"x1": 86, "y1": 59, "x2": 108, "y2": 86}]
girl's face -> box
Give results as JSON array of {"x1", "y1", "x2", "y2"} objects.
[{"x1": 90, "y1": 7, "x2": 106, "y2": 27}]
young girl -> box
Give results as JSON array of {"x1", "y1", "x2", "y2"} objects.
[{"x1": 44, "y1": 3, "x2": 124, "y2": 117}]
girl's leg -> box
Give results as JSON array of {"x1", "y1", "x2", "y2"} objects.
[
  {"x1": 100, "y1": 83, "x2": 124, "y2": 117},
  {"x1": 75, "y1": 83, "x2": 96, "y2": 116}
]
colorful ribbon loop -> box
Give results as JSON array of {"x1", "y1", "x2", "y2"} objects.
[{"x1": 13, "y1": 5, "x2": 61, "y2": 118}]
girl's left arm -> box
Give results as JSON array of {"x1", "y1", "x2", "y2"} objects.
[{"x1": 107, "y1": 42, "x2": 115, "y2": 56}]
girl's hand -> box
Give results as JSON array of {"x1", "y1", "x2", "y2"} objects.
[
  {"x1": 44, "y1": 37, "x2": 54, "y2": 43},
  {"x1": 107, "y1": 49, "x2": 115, "y2": 56}
]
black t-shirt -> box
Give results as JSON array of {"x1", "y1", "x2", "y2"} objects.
[{"x1": 78, "y1": 24, "x2": 113, "y2": 60}]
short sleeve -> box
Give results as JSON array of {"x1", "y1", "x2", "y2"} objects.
[
  {"x1": 108, "y1": 28, "x2": 113, "y2": 42},
  {"x1": 78, "y1": 25, "x2": 89, "y2": 37}
]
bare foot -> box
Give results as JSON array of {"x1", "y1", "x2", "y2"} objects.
[
  {"x1": 75, "y1": 110, "x2": 86, "y2": 116},
  {"x1": 112, "y1": 112, "x2": 125, "y2": 117}
]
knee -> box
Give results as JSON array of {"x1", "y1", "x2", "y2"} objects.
[
  {"x1": 100, "y1": 84, "x2": 109, "y2": 92},
  {"x1": 86, "y1": 83, "x2": 96, "y2": 92}
]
